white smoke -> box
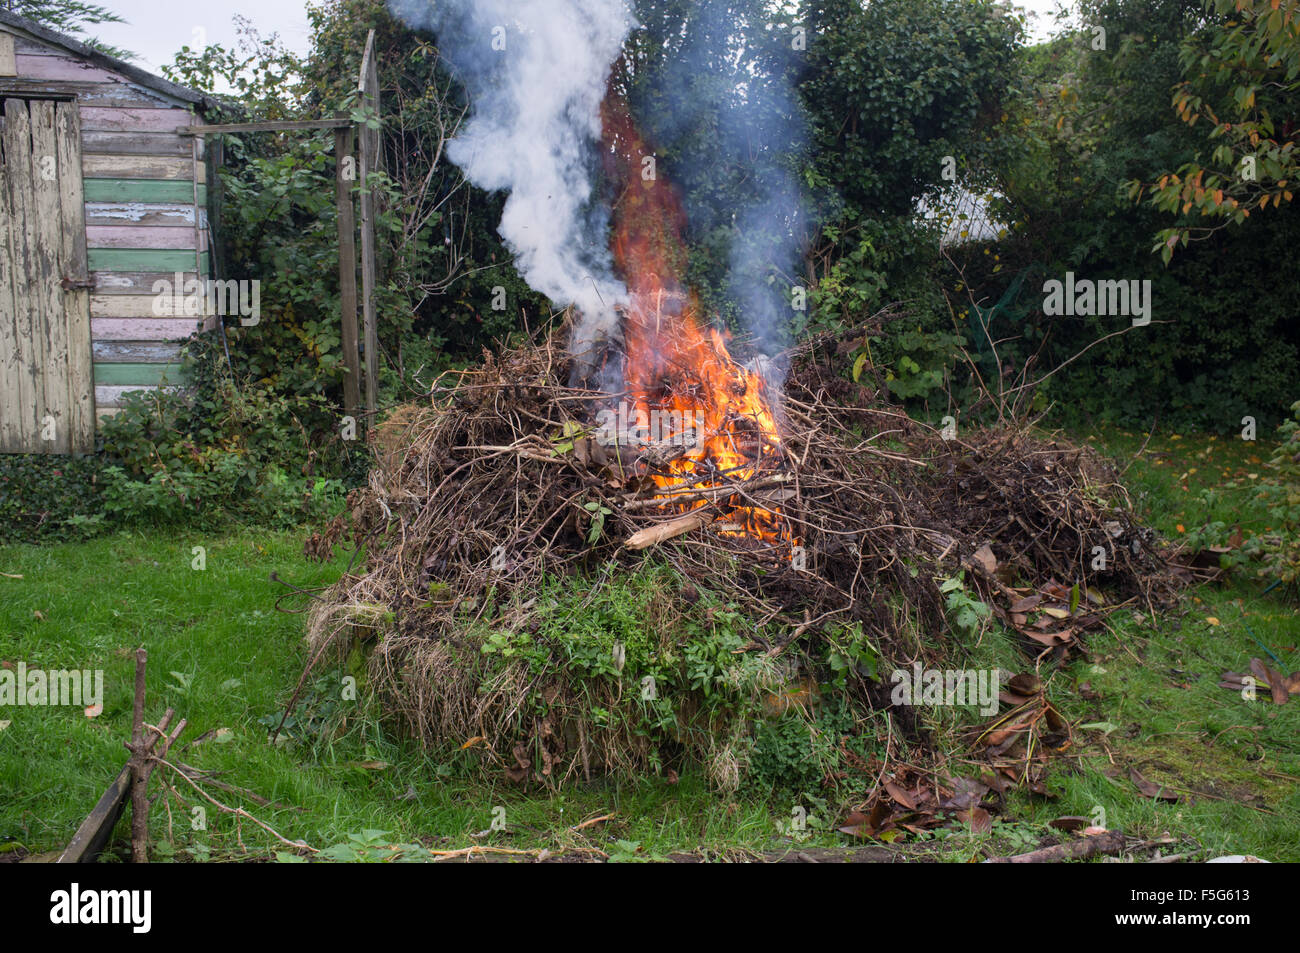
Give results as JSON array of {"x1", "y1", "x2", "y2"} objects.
[{"x1": 388, "y1": 0, "x2": 634, "y2": 363}]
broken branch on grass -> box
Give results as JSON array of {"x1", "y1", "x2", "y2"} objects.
[
  {"x1": 156, "y1": 754, "x2": 316, "y2": 854},
  {"x1": 983, "y1": 829, "x2": 1126, "y2": 863}
]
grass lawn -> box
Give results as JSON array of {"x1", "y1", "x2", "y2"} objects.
[{"x1": 1, "y1": 427, "x2": 1296, "y2": 862}]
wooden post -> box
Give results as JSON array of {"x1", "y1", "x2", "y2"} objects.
[
  {"x1": 335, "y1": 123, "x2": 361, "y2": 421},
  {"x1": 358, "y1": 29, "x2": 380, "y2": 420},
  {"x1": 129, "y1": 648, "x2": 148, "y2": 863}
]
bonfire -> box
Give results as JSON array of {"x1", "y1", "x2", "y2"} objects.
[{"x1": 301, "y1": 91, "x2": 1178, "y2": 797}]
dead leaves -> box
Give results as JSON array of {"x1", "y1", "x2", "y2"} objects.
[
  {"x1": 962, "y1": 542, "x2": 1111, "y2": 660},
  {"x1": 839, "y1": 771, "x2": 998, "y2": 841},
  {"x1": 1220, "y1": 658, "x2": 1300, "y2": 704},
  {"x1": 970, "y1": 673, "x2": 1069, "y2": 793}
]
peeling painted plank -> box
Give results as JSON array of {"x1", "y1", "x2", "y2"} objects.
[
  {"x1": 83, "y1": 178, "x2": 205, "y2": 204},
  {"x1": 92, "y1": 271, "x2": 198, "y2": 294},
  {"x1": 82, "y1": 130, "x2": 192, "y2": 157},
  {"x1": 56, "y1": 99, "x2": 94, "y2": 453},
  {"x1": 87, "y1": 248, "x2": 207, "y2": 272},
  {"x1": 14, "y1": 53, "x2": 117, "y2": 84},
  {"x1": 91, "y1": 316, "x2": 213, "y2": 340},
  {"x1": 86, "y1": 225, "x2": 199, "y2": 250},
  {"x1": 3, "y1": 99, "x2": 45, "y2": 452},
  {"x1": 91, "y1": 294, "x2": 215, "y2": 318},
  {"x1": 93, "y1": 340, "x2": 183, "y2": 363},
  {"x1": 85, "y1": 202, "x2": 197, "y2": 227},
  {"x1": 0, "y1": 98, "x2": 22, "y2": 451},
  {"x1": 94, "y1": 362, "x2": 188, "y2": 386},
  {"x1": 83, "y1": 154, "x2": 198, "y2": 181},
  {"x1": 30, "y1": 101, "x2": 67, "y2": 452},
  {"x1": 79, "y1": 107, "x2": 193, "y2": 133},
  {"x1": 94, "y1": 383, "x2": 174, "y2": 407},
  {"x1": 0, "y1": 77, "x2": 174, "y2": 107}
]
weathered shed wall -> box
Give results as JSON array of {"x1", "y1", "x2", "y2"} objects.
[{"x1": 0, "y1": 19, "x2": 212, "y2": 434}]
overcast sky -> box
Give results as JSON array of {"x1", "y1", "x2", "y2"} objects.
[
  {"x1": 89, "y1": 0, "x2": 1070, "y2": 80},
  {"x1": 92, "y1": 0, "x2": 319, "y2": 76}
]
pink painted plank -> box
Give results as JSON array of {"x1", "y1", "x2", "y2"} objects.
[
  {"x1": 86, "y1": 225, "x2": 200, "y2": 250},
  {"x1": 92, "y1": 316, "x2": 215, "y2": 341},
  {"x1": 15, "y1": 53, "x2": 120, "y2": 84},
  {"x1": 79, "y1": 107, "x2": 195, "y2": 133}
]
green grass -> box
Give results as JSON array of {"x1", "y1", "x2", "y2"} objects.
[
  {"x1": 1, "y1": 425, "x2": 1297, "y2": 862},
  {"x1": 0, "y1": 529, "x2": 866, "y2": 860},
  {"x1": 1043, "y1": 427, "x2": 1300, "y2": 860}
]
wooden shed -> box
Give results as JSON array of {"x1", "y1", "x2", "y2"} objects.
[{"x1": 0, "y1": 10, "x2": 220, "y2": 453}]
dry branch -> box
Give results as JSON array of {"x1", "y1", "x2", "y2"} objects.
[
  {"x1": 624, "y1": 511, "x2": 715, "y2": 550},
  {"x1": 984, "y1": 829, "x2": 1127, "y2": 863}
]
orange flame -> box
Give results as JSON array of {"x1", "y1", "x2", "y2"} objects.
[{"x1": 599, "y1": 94, "x2": 793, "y2": 548}]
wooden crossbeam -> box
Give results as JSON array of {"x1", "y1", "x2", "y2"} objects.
[{"x1": 178, "y1": 118, "x2": 353, "y2": 136}]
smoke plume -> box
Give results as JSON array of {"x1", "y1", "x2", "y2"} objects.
[{"x1": 388, "y1": 0, "x2": 635, "y2": 357}]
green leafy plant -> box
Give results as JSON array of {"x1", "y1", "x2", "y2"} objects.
[
  {"x1": 940, "y1": 572, "x2": 992, "y2": 638},
  {"x1": 582, "y1": 501, "x2": 613, "y2": 545}
]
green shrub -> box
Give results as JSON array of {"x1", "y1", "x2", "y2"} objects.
[
  {"x1": 0, "y1": 454, "x2": 108, "y2": 543},
  {"x1": 97, "y1": 333, "x2": 353, "y2": 529}
]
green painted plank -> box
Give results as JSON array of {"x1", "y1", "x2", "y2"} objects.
[
  {"x1": 83, "y1": 178, "x2": 206, "y2": 205},
  {"x1": 93, "y1": 362, "x2": 190, "y2": 386},
  {"x1": 88, "y1": 249, "x2": 209, "y2": 273}
]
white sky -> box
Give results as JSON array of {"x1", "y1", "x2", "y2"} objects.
[
  {"x1": 85, "y1": 0, "x2": 1068, "y2": 83},
  {"x1": 91, "y1": 0, "x2": 319, "y2": 76}
]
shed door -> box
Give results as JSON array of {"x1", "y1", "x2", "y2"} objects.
[{"x1": 0, "y1": 97, "x2": 93, "y2": 453}]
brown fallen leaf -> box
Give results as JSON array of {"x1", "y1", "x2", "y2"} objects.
[
  {"x1": 955, "y1": 806, "x2": 993, "y2": 834},
  {"x1": 884, "y1": 780, "x2": 918, "y2": 810},
  {"x1": 1005, "y1": 673, "x2": 1042, "y2": 696},
  {"x1": 1240, "y1": 658, "x2": 1296, "y2": 704},
  {"x1": 1049, "y1": 816, "x2": 1090, "y2": 832},
  {"x1": 838, "y1": 810, "x2": 870, "y2": 837},
  {"x1": 1130, "y1": 767, "x2": 1180, "y2": 803},
  {"x1": 1024, "y1": 628, "x2": 1076, "y2": 647},
  {"x1": 940, "y1": 777, "x2": 989, "y2": 812},
  {"x1": 839, "y1": 800, "x2": 891, "y2": 838},
  {"x1": 984, "y1": 720, "x2": 1030, "y2": 749},
  {"x1": 1042, "y1": 580, "x2": 1072, "y2": 601},
  {"x1": 1010, "y1": 594, "x2": 1043, "y2": 613}
]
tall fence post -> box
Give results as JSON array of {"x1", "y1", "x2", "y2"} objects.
[{"x1": 335, "y1": 121, "x2": 361, "y2": 421}]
